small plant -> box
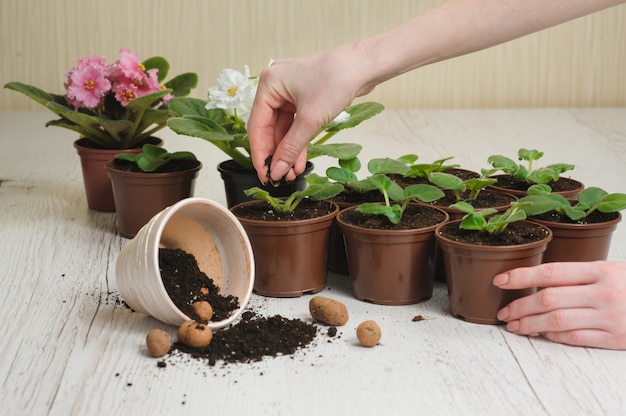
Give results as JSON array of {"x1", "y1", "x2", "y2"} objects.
[
  {"x1": 450, "y1": 200, "x2": 530, "y2": 234},
  {"x1": 393, "y1": 154, "x2": 461, "y2": 178},
  {"x1": 167, "y1": 66, "x2": 383, "y2": 170},
  {"x1": 114, "y1": 144, "x2": 197, "y2": 173},
  {"x1": 345, "y1": 158, "x2": 444, "y2": 224},
  {"x1": 519, "y1": 184, "x2": 626, "y2": 220},
  {"x1": 427, "y1": 171, "x2": 497, "y2": 202},
  {"x1": 483, "y1": 148, "x2": 574, "y2": 185},
  {"x1": 244, "y1": 174, "x2": 344, "y2": 213}
]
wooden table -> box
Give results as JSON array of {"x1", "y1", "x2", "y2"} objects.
[{"x1": 1, "y1": 109, "x2": 625, "y2": 416}]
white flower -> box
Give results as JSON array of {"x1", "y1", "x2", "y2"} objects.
[
  {"x1": 206, "y1": 65, "x2": 258, "y2": 125},
  {"x1": 333, "y1": 111, "x2": 350, "y2": 123}
]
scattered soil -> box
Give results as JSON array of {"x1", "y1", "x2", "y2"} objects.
[
  {"x1": 231, "y1": 199, "x2": 336, "y2": 221},
  {"x1": 338, "y1": 203, "x2": 447, "y2": 231},
  {"x1": 490, "y1": 174, "x2": 581, "y2": 193},
  {"x1": 158, "y1": 247, "x2": 320, "y2": 367},
  {"x1": 425, "y1": 190, "x2": 515, "y2": 209},
  {"x1": 437, "y1": 221, "x2": 550, "y2": 246},
  {"x1": 111, "y1": 158, "x2": 201, "y2": 174},
  {"x1": 159, "y1": 248, "x2": 239, "y2": 322},
  {"x1": 531, "y1": 210, "x2": 619, "y2": 225},
  {"x1": 169, "y1": 310, "x2": 318, "y2": 366}
]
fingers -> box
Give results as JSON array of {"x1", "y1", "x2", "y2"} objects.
[{"x1": 493, "y1": 261, "x2": 601, "y2": 290}]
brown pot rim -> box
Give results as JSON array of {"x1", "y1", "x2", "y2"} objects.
[
  {"x1": 231, "y1": 199, "x2": 339, "y2": 229},
  {"x1": 105, "y1": 159, "x2": 202, "y2": 179},
  {"x1": 488, "y1": 174, "x2": 585, "y2": 196},
  {"x1": 530, "y1": 211, "x2": 622, "y2": 231},
  {"x1": 435, "y1": 219, "x2": 553, "y2": 252},
  {"x1": 73, "y1": 136, "x2": 163, "y2": 152},
  {"x1": 426, "y1": 190, "x2": 518, "y2": 213}
]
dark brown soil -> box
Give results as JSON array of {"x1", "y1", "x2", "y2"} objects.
[
  {"x1": 425, "y1": 190, "x2": 515, "y2": 209},
  {"x1": 330, "y1": 190, "x2": 385, "y2": 206},
  {"x1": 169, "y1": 310, "x2": 318, "y2": 366},
  {"x1": 111, "y1": 158, "x2": 201, "y2": 173},
  {"x1": 159, "y1": 248, "x2": 239, "y2": 322},
  {"x1": 531, "y1": 210, "x2": 619, "y2": 225},
  {"x1": 231, "y1": 199, "x2": 336, "y2": 221},
  {"x1": 437, "y1": 221, "x2": 550, "y2": 246},
  {"x1": 157, "y1": 248, "x2": 320, "y2": 367},
  {"x1": 339, "y1": 203, "x2": 447, "y2": 231},
  {"x1": 490, "y1": 174, "x2": 581, "y2": 193}
]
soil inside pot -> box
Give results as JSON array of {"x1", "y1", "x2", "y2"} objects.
[
  {"x1": 425, "y1": 190, "x2": 515, "y2": 209},
  {"x1": 340, "y1": 203, "x2": 447, "y2": 231},
  {"x1": 531, "y1": 210, "x2": 619, "y2": 225},
  {"x1": 111, "y1": 158, "x2": 201, "y2": 173},
  {"x1": 330, "y1": 190, "x2": 384, "y2": 205},
  {"x1": 438, "y1": 221, "x2": 550, "y2": 246},
  {"x1": 231, "y1": 199, "x2": 335, "y2": 221},
  {"x1": 159, "y1": 248, "x2": 239, "y2": 322},
  {"x1": 492, "y1": 174, "x2": 580, "y2": 193}
]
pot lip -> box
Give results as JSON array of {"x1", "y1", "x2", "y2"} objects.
[
  {"x1": 150, "y1": 197, "x2": 255, "y2": 330},
  {"x1": 336, "y1": 203, "x2": 449, "y2": 235},
  {"x1": 217, "y1": 159, "x2": 314, "y2": 175},
  {"x1": 73, "y1": 136, "x2": 163, "y2": 151},
  {"x1": 488, "y1": 174, "x2": 585, "y2": 195},
  {"x1": 231, "y1": 199, "x2": 339, "y2": 226},
  {"x1": 529, "y1": 211, "x2": 622, "y2": 230},
  {"x1": 426, "y1": 190, "x2": 518, "y2": 213},
  {"x1": 434, "y1": 219, "x2": 553, "y2": 250},
  {"x1": 105, "y1": 159, "x2": 202, "y2": 177}
]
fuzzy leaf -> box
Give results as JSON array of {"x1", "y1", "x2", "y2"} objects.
[{"x1": 404, "y1": 184, "x2": 445, "y2": 203}]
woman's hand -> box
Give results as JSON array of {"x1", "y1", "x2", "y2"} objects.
[{"x1": 493, "y1": 261, "x2": 626, "y2": 350}]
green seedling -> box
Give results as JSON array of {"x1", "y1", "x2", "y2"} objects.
[
  {"x1": 427, "y1": 171, "x2": 497, "y2": 202},
  {"x1": 244, "y1": 173, "x2": 344, "y2": 213},
  {"x1": 114, "y1": 144, "x2": 197, "y2": 173},
  {"x1": 483, "y1": 148, "x2": 574, "y2": 185},
  {"x1": 450, "y1": 200, "x2": 530, "y2": 234},
  {"x1": 519, "y1": 184, "x2": 626, "y2": 221}
]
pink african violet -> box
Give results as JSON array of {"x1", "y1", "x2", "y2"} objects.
[{"x1": 64, "y1": 49, "x2": 165, "y2": 110}]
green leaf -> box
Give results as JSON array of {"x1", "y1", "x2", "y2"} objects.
[
  {"x1": 125, "y1": 90, "x2": 171, "y2": 112},
  {"x1": 518, "y1": 148, "x2": 543, "y2": 161},
  {"x1": 397, "y1": 154, "x2": 418, "y2": 164},
  {"x1": 577, "y1": 187, "x2": 609, "y2": 209},
  {"x1": 326, "y1": 167, "x2": 357, "y2": 184},
  {"x1": 449, "y1": 201, "x2": 475, "y2": 214},
  {"x1": 545, "y1": 163, "x2": 575, "y2": 175},
  {"x1": 142, "y1": 56, "x2": 169, "y2": 82},
  {"x1": 346, "y1": 179, "x2": 378, "y2": 193},
  {"x1": 167, "y1": 117, "x2": 233, "y2": 142},
  {"x1": 4, "y1": 81, "x2": 66, "y2": 108},
  {"x1": 459, "y1": 215, "x2": 487, "y2": 231},
  {"x1": 428, "y1": 172, "x2": 465, "y2": 191},
  {"x1": 339, "y1": 157, "x2": 361, "y2": 172},
  {"x1": 597, "y1": 193, "x2": 626, "y2": 213},
  {"x1": 367, "y1": 157, "x2": 411, "y2": 175},
  {"x1": 526, "y1": 167, "x2": 560, "y2": 185},
  {"x1": 142, "y1": 144, "x2": 167, "y2": 158},
  {"x1": 168, "y1": 97, "x2": 210, "y2": 117},
  {"x1": 164, "y1": 72, "x2": 199, "y2": 97},
  {"x1": 307, "y1": 143, "x2": 362, "y2": 160},
  {"x1": 517, "y1": 195, "x2": 562, "y2": 216},
  {"x1": 323, "y1": 102, "x2": 384, "y2": 132},
  {"x1": 487, "y1": 155, "x2": 518, "y2": 173},
  {"x1": 404, "y1": 184, "x2": 445, "y2": 203}
]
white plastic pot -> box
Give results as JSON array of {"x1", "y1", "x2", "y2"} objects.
[{"x1": 116, "y1": 197, "x2": 255, "y2": 329}]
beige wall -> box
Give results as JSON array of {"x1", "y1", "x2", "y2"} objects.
[{"x1": 2, "y1": 0, "x2": 625, "y2": 110}]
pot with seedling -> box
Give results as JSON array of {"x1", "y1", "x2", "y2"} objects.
[
  {"x1": 518, "y1": 185, "x2": 626, "y2": 263},
  {"x1": 106, "y1": 144, "x2": 202, "y2": 238},
  {"x1": 435, "y1": 201, "x2": 552, "y2": 324},
  {"x1": 335, "y1": 160, "x2": 449, "y2": 305},
  {"x1": 485, "y1": 148, "x2": 583, "y2": 198},
  {"x1": 230, "y1": 174, "x2": 343, "y2": 297},
  {"x1": 4, "y1": 49, "x2": 198, "y2": 211},
  {"x1": 167, "y1": 65, "x2": 383, "y2": 207}
]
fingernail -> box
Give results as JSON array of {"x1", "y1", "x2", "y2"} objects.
[
  {"x1": 271, "y1": 160, "x2": 290, "y2": 182},
  {"x1": 496, "y1": 306, "x2": 509, "y2": 321},
  {"x1": 492, "y1": 273, "x2": 509, "y2": 287},
  {"x1": 506, "y1": 320, "x2": 520, "y2": 332}
]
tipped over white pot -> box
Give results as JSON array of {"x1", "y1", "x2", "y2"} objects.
[{"x1": 116, "y1": 197, "x2": 255, "y2": 329}]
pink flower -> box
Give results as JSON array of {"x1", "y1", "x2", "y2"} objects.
[
  {"x1": 111, "y1": 81, "x2": 138, "y2": 106},
  {"x1": 64, "y1": 56, "x2": 111, "y2": 110},
  {"x1": 135, "y1": 68, "x2": 163, "y2": 98},
  {"x1": 113, "y1": 49, "x2": 146, "y2": 83}
]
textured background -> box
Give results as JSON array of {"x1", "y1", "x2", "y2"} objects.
[{"x1": 2, "y1": 0, "x2": 625, "y2": 110}]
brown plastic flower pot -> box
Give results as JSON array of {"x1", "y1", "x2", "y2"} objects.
[
  {"x1": 231, "y1": 200, "x2": 339, "y2": 297},
  {"x1": 74, "y1": 137, "x2": 163, "y2": 212},
  {"x1": 532, "y1": 213, "x2": 621, "y2": 263},
  {"x1": 106, "y1": 160, "x2": 201, "y2": 238},
  {"x1": 336, "y1": 204, "x2": 449, "y2": 305},
  {"x1": 435, "y1": 220, "x2": 552, "y2": 325},
  {"x1": 488, "y1": 174, "x2": 584, "y2": 200}
]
